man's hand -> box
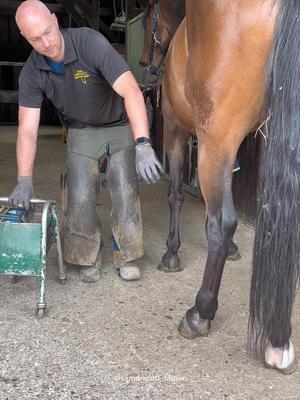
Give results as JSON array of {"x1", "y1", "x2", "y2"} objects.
[
  {"x1": 9, "y1": 176, "x2": 34, "y2": 209},
  {"x1": 135, "y1": 143, "x2": 163, "y2": 184}
]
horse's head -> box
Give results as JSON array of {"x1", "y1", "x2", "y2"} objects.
[{"x1": 139, "y1": 0, "x2": 185, "y2": 86}]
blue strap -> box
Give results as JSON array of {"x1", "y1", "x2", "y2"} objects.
[
  {"x1": 99, "y1": 240, "x2": 104, "y2": 252},
  {"x1": 45, "y1": 57, "x2": 64, "y2": 74}
]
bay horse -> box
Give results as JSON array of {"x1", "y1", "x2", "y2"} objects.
[{"x1": 140, "y1": 0, "x2": 300, "y2": 374}]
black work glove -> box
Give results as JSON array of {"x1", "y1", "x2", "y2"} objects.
[
  {"x1": 135, "y1": 143, "x2": 163, "y2": 184},
  {"x1": 9, "y1": 176, "x2": 34, "y2": 210}
]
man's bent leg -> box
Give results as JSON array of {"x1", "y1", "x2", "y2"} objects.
[
  {"x1": 107, "y1": 147, "x2": 143, "y2": 280},
  {"x1": 64, "y1": 153, "x2": 102, "y2": 282}
]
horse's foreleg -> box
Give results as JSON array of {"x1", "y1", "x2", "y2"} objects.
[
  {"x1": 159, "y1": 126, "x2": 189, "y2": 272},
  {"x1": 179, "y1": 139, "x2": 238, "y2": 338}
]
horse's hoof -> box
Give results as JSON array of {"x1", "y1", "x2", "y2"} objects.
[
  {"x1": 226, "y1": 249, "x2": 241, "y2": 261},
  {"x1": 158, "y1": 262, "x2": 184, "y2": 272},
  {"x1": 178, "y1": 306, "x2": 211, "y2": 339},
  {"x1": 264, "y1": 340, "x2": 297, "y2": 374},
  {"x1": 158, "y1": 252, "x2": 184, "y2": 273},
  {"x1": 227, "y1": 242, "x2": 241, "y2": 261}
]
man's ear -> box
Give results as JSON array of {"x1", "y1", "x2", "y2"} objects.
[{"x1": 52, "y1": 13, "x2": 58, "y2": 26}]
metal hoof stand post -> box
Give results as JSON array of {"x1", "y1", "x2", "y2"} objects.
[{"x1": 0, "y1": 198, "x2": 66, "y2": 318}]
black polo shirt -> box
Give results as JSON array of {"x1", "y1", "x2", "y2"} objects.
[{"x1": 18, "y1": 27, "x2": 130, "y2": 127}]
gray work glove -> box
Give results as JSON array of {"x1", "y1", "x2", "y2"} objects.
[
  {"x1": 9, "y1": 176, "x2": 34, "y2": 210},
  {"x1": 135, "y1": 143, "x2": 163, "y2": 184}
]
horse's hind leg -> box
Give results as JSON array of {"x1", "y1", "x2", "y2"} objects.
[
  {"x1": 205, "y1": 219, "x2": 240, "y2": 261},
  {"x1": 264, "y1": 341, "x2": 297, "y2": 374},
  {"x1": 227, "y1": 238, "x2": 241, "y2": 261},
  {"x1": 179, "y1": 131, "x2": 239, "y2": 338},
  {"x1": 159, "y1": 122, "x2": 189, "y2": 272}
]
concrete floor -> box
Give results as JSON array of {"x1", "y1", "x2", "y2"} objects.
[{"x1": 0, "y1": 125, "x2": 299, "y2": 400}]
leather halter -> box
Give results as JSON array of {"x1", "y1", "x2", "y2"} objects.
[{"x1": 142, "y1": 1, "x2": 167, "y2": 86}]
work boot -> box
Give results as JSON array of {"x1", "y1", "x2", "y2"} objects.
[
  {"x1": 119, "y1": 265, "x2": 141, "y2": 281},
  {"x1": 113, "y1": 251, "x2": 141, "y2": 281},
  {"x1": 79, "y1": 266, "x2": 100, "y2": 283},
  {"x1": 79, "y1": 252, "x2": 102, "y2": 283}
]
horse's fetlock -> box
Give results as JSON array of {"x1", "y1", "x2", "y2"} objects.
[
  {"x1": 222, "y1": 215, "x2": 237, "y2": 237},
  {"x1": 196, "y1": 290, "x2": 218, "y2": 319}
]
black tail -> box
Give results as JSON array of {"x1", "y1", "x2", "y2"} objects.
[{"x1": 249, "y1": 0, "x2": 300, "y2": 355}]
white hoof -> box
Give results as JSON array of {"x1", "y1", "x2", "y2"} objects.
[{"x1": 265, "y1": 340, "x2": 297, "y2": 374}]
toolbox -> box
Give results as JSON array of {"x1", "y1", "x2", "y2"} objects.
[{"x1": 0, "y1": 198, "x2": 66, "y2": 318}]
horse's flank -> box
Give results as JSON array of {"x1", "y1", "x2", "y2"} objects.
[{"x1": 164, "y1": 1, "x2": 278, "y2": 142}]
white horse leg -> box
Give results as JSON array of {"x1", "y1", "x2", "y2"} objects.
[{"x1": 264, "y1": 340, "x2": 297, "y2": 374}]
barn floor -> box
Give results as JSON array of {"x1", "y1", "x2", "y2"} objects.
[{"x1": 0, "y1": 125, "x2": 299, "y2": 400}]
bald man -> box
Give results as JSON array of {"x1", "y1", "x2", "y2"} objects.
[{"x1": 10, "y1": 0, "x2": 163, "y2": 282}]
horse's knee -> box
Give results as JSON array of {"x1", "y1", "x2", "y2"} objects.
[{"x1": 168, "y1": 186, "x2": 184, "y2": 207}]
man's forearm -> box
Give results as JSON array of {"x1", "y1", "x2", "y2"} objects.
[
  {"x1": 17, "y1": 129, "x2": 37, "y2": 176},
  {"x1": 124, "y1": 87, "x2": 149, "y2": 140}
]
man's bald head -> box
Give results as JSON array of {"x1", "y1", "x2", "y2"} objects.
[
  {"x1": 15, "y1": 0, "x2": 64, "y2": 61},
  {"x1": 16, "y1": 0, "x2": 51, "y2": 31}
]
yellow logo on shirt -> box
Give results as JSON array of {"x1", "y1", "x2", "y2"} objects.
[{"x1": 74, "y1": 70, "x2": 90, "y2": 84}]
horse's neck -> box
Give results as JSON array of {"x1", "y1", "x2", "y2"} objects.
[
  {"x1": 168, "y1": 0, "x2": 186, "y2": 31},
  {"x1": 176, "y1": 0, "x2": 186, "y2": 21}
]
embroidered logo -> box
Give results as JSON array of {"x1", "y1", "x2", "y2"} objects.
[{"x1": 74, "y1": 70, "x2": 90, "y2": 84}]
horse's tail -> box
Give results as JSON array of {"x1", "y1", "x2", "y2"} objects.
[{"x1": 249, "y1": 0, "x2": 300, "y2": 356}]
